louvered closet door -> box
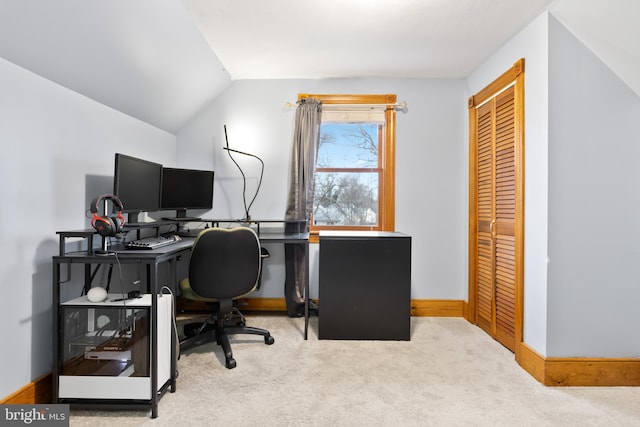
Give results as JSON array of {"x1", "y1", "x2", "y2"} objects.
[
  {"x1": 475, "y1": 101, "x2": 495, "y2": 336},
  {"x1": 474, "y1": 86, "x2": 516, "y2": 352}
]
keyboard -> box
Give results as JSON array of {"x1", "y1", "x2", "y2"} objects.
[{"x1": 125, "y1": 234, "x2": 181, "y2": 250}]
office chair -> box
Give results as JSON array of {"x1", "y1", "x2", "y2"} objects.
[{"x1": 178, "y1": 227, "x2": 274, "y2": 369}]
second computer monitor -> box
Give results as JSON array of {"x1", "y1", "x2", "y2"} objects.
[{"x1": 161, "y1": 167, "x2": 214, "y2": 220}]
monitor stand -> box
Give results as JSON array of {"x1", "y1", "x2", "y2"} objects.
[
  {"x1": 162, "y1": 209, "x2": 201, "y2": 222},
  {"x1": 126, "y1": 212, "x2": 158, "y2": 227},
  {"x1": 128, "y1": 212, "x2": 141, "y2": 224}
]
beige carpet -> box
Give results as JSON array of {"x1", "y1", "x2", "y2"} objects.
[{"x1": 69, "y1": 315, "x2": 640, "y2": 426}]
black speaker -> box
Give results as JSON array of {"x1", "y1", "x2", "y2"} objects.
[{"x1": 90, "y1": 194, "x2": 125, "y2": 237}]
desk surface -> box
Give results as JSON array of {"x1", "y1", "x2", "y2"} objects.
[
  {"x1": 54, "y1": 230, "x2": 309, "y2": 261},
  {"x1": 320, "y1": 230, "x2": 410, "y2": 239}
]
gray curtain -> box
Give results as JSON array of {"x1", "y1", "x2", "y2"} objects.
[{"x1": 284, "y1": 98, "x2": 322, "y2": 316}]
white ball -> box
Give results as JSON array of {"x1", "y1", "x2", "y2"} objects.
[{"x1": 87, "y1": 286, "x2": 108, "y2": 303}]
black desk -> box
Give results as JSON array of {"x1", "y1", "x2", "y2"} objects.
[{"x1": 52, "y1": 225, "x2": 309, "y2": 418}]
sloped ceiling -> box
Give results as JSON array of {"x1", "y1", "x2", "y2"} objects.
[
  {"x1": 550, "y1": 0, "x2": 640, "y2": 97},
  {"x1": 0, "y1": 0, "x2": 231, "y2": 134},
  {"x1": 0, "y1": 0, "x2": 637, "y2": 134}
]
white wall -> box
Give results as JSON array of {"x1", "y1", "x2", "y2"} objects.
[
  {"x1": 0, "y1": 58, "x2": 176, "y2": 399},
  {"x1": 547, "y1": 16, "x2": 640, "y2": 357},
  {"x1": 466, "y1": 12, "x2": 550, "y2": 355},
  {"x1": 176, "y1": 78, "x2": 468, "y2": 301}
]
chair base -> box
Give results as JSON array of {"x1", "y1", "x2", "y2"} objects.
[{"x1": 179, "y1": 315, "x2": 274, "y2": 369}]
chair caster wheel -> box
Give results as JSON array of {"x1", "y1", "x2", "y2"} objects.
[
  {"x1": 265, "y1": 335, "x2": 275, "y2": 345},
  {"x1": 226, "y1": 358, "x2": 237, "y2": 369}
]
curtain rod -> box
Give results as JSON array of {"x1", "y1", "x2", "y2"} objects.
[{"x1": 284, "y1": 100, "x2": 408, "y2": 113}]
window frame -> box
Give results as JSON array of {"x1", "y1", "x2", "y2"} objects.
[{"x1": 297, "y1": 93, "x2": 396, "y2": 241}]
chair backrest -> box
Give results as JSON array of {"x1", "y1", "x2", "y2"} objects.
[{"x1": 187, "y1": 227, "x2": 262, "y2": 300}]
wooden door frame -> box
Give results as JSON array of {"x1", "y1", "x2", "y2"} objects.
[{"x1": 467, "y1": 58, "x2": 525, "y2": 358}]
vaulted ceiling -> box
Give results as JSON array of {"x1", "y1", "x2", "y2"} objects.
[{"x1": 0, "y1": 0, "x2": 637, "y2": 133}]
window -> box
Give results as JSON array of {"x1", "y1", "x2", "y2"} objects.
[{"x1": 297, "y1": 94, "x2": 396, "y2": 237}]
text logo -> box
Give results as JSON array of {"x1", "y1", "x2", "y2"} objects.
[{"x1": 0, "y1": 405, "x2": 69, "y2": 426}]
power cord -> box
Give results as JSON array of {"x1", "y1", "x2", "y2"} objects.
[{"x1": 223, "y1": 125, "x2": 264, "y2": 222}]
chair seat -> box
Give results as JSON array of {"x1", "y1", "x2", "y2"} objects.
[
  {"x1": 179, "y1": 278, "x2": 216, "y2": 302},
  {"x1": 179, "y1": 278, "x2": 255, "y2": 303}
]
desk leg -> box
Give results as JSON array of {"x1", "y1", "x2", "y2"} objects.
[
  {"x1": 168, "y1": 257, "x2": 177, "y2": 393},
  {"x1": 149, "y1": 264, "x2": 158, "y2": 419},
  {"x1": 52, "y1": 262, "x2": 60, "y2": 403},
  {"x1": 304, "y1": 241, "x2": 309, "y2": 340}
]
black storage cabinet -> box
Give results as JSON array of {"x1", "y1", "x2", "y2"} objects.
[{"x1": 318, "y1": 231, "x2": 411, "y2": 340}]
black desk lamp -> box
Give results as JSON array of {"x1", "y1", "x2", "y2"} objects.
[{"x1": 223, "y1": 125, "x2": 264, "y2": 222}]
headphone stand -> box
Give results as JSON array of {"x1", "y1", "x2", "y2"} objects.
[
  {"x1": 94, "y1": 236, "x2": 112, "y2": 256},
  {"x1": 91, "y1": 197, "x2": 120, "y2": 256}
]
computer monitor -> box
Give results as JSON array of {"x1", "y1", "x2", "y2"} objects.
[
  {"x1": 160, "y1": 167, "x2": 214, "y2": 220},
  {"x1": 113, "y1": 153, "x2": 163, "y2": 223}
]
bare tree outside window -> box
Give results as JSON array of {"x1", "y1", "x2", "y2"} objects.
[{"x1": 313, "y1": 123, "x2": 381, "y2": 226}]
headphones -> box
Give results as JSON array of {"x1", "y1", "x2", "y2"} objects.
[{"x1": 90, "y1": 194, "x2": 126, "y2": 237}]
